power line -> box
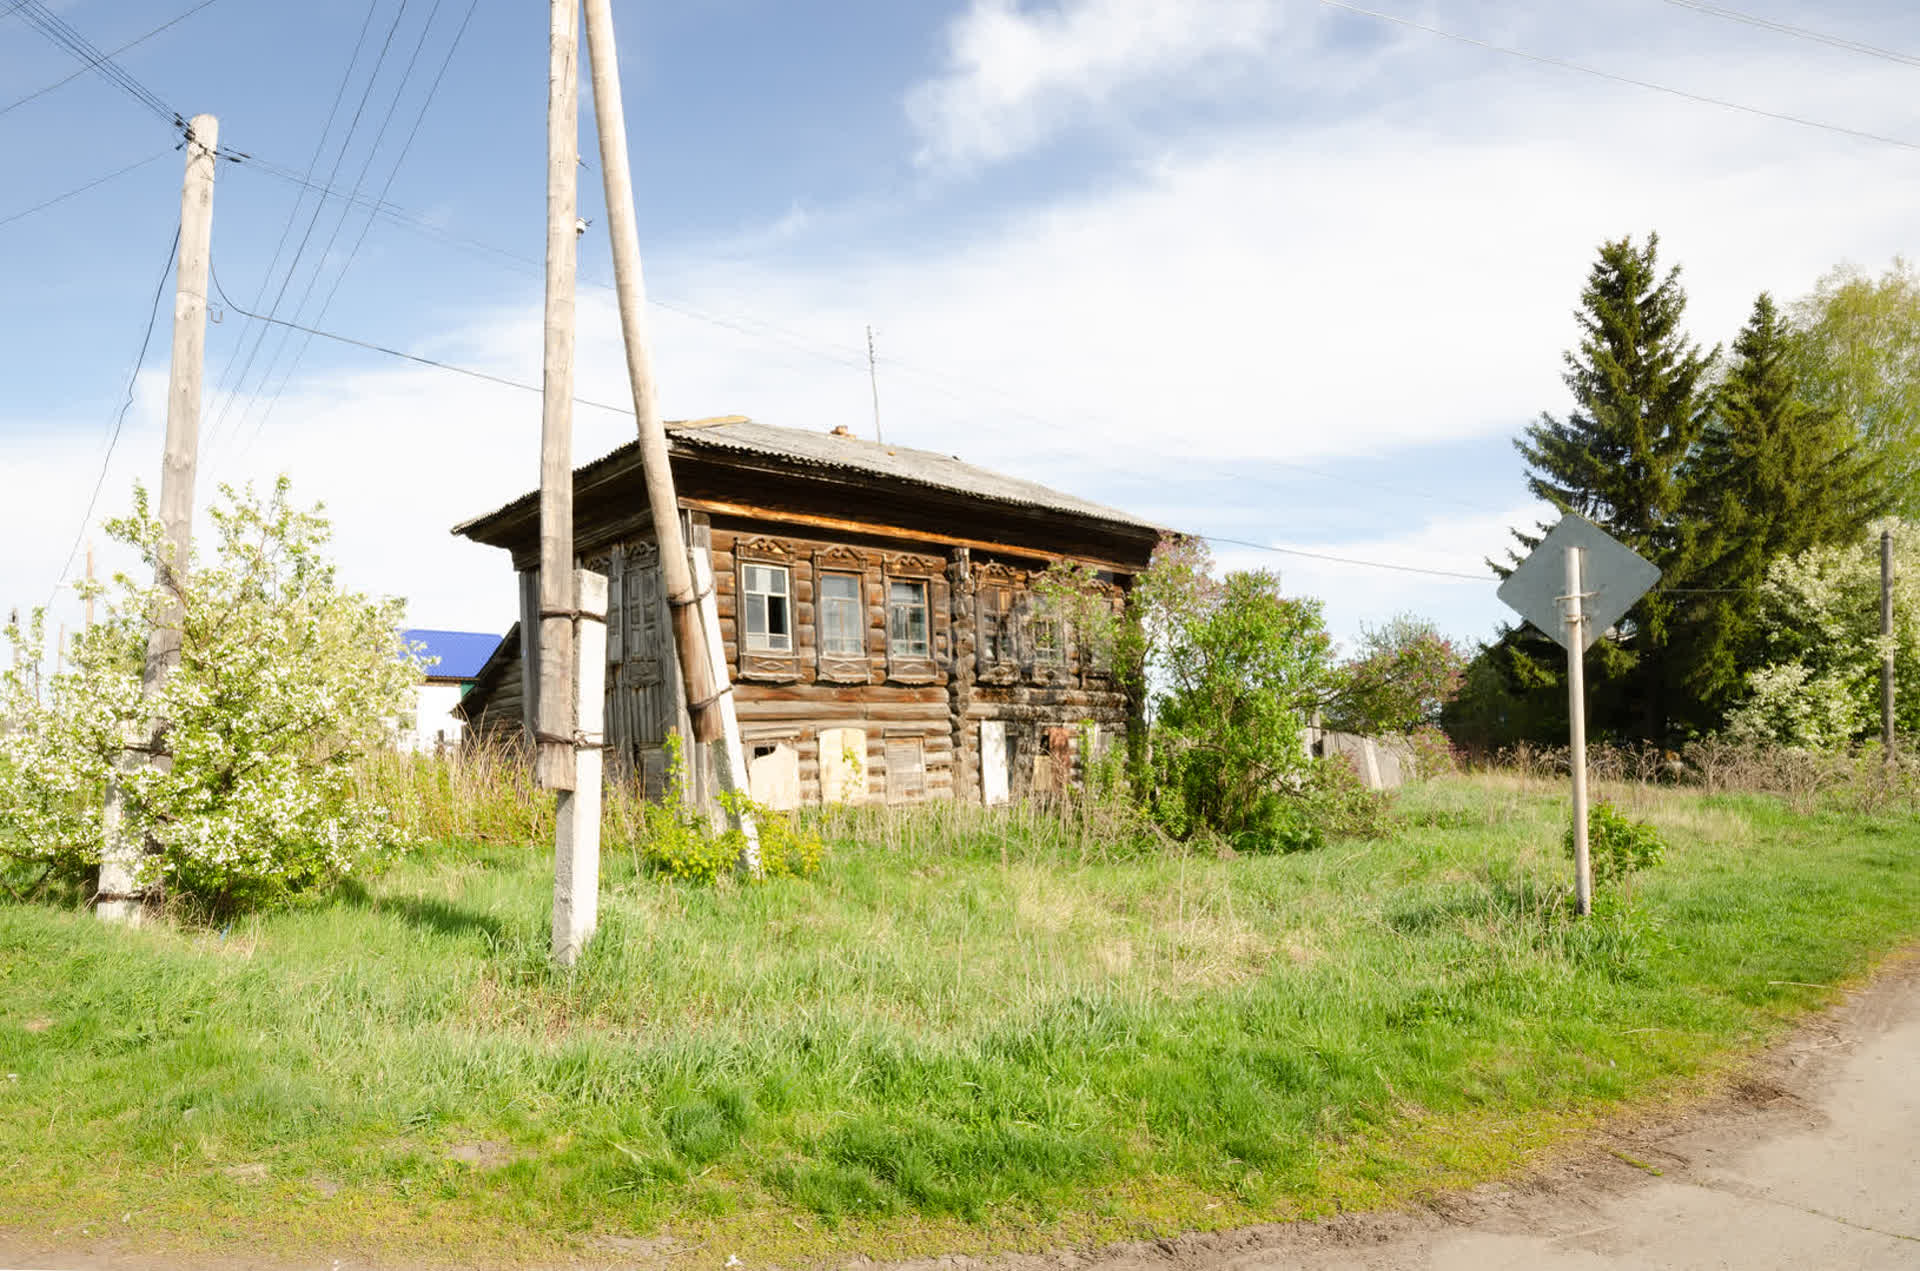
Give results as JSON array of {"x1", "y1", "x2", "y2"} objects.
[
  {"x1": 1659, "y1": 0, "x2": 1920, "y2": 70},
  {"x1": 0, "y1": 0, "x2": 222, "y2": 120},
  {"x1": 47, "y1": 226, "x2": 181, "y2": 609},
  {"x1": 1203, "y1": 534, "x2": 1490, "y2": 581},
  {"x1": 202, "y1": 0, "x2": 385, "y2": 456},
  {"x1": 239, "y1": 0, "x2": 479, "y2": 457},
  {"x1": 0, "y1": 150, "x2": 170, "y2": 230},
  {"x1": 1315, "y1": 0, "x2": 1920, "y2": 153},
  {"x1": 205, "y1": 0, "x2": 411, "y2": 454},
  {"x1": 10, "y1": 0, "x2": 181, "y2": 126}
]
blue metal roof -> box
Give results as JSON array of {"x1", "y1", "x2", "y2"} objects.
[{"x1": 402, "y1": 628, "x2": 503, "y2": 681}]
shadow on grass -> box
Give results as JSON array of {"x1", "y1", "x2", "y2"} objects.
[
  {"x1": 337, "y1": 879, "x2": 508, "y2": 941},
  {"x1": 1386, "y1": 875, "x2": 1566, "y2": 935}
]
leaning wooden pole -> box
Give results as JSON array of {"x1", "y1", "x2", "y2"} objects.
[
  {"x1": 100, "y1": 113, "x2": 218, "y2": 925},
  {"x1": 535, "y1": 0, "x2": 580, "y2": 795},
  {"x1": 581, "y1": 0, "x2": 759, "y2": 871}
]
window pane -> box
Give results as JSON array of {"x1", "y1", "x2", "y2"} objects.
[
  {"x1": 889, "y1": 580, "x2": 929, "y2": 657},
  {"x1": 821, "y1": 573, "x2": 861, "y2": 656},
  {"x1": 745, "y1": 592, "x2": 768, "y2": 649}
]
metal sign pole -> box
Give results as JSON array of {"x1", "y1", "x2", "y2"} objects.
[{"x1": 1564, "y1": 545, "x2": 1592, "y2": 916}]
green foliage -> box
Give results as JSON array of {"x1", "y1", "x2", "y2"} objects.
[
  {"x1": 1726, "y1": 520, "x2": 1920, "y2": 748},
  {"x1": 1789, "y1": 258, "x2": 1920, "y2": 513},
  {"x1": 1511, "y1": 232, "x2": 1715, "y2": 742},
  {"x1": 1679, "y1": 293, "x2": 1884, "y2": 724},
  {"x1": 0, "y1": 480, "x2": 418, "y2": 913},
  {"x1": 1146, "y1": 566, "x2": 1337, "y2": 850},
  {"x1": 1566, "y1": 800, "x2": 1668, "y2": 893},
  {"x1": 1327, "y1": 613, "x2": 1465, "y2": 735},
  {"x1": 636, "y1": 735, "x2": 825, "y2": 885}
]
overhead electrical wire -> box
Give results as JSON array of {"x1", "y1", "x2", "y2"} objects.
[
  {"x1": 1658, "y1": 0, "x2": 1920, "y2": 69},
  {"x1": 202, "y1": 0, "x2": 412, "y2": 454},
  {"x1": 46, "y1": 226, "x2": 181, "y2": 608},
  {"x1": 9, "y1": 0, "x2": 181, "y2": 126},
  {"x1": 1314, "y1": 0, "x2": 1920, "y2": 153},
  {"x1": 237, "y1": 0, "x2": 480, "y2": 459},
  {"x1": 0, "y1": 150, "x2": 170, "y2": 230},
  {"x1": 201, "y1": 0, "x2": 385, "y2": 456},
  {"x1": 0, "y1": 0, "x2": 223, "y2": 120}
]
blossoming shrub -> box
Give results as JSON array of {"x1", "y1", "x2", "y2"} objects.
[{"x1": 0, "y1": 480, "x2": 421, "y2": 913}]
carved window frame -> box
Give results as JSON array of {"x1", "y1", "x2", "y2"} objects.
[
  {"x1": 733, "y1": 537, "x2": 800, "y2": 683},
  {"x1": 883, "y1": 553, "x2": 943, "y2": 684},
  {"x1": 812, "y1": 545, "x2": 872, "y2": 684},
  {"x1": 974, "y1": 563, "x2": 1021, "y2": 686}
]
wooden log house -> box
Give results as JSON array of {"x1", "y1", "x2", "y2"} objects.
[{"x1": 452, "y1": 416, "x2": 1165, "y2": 807}]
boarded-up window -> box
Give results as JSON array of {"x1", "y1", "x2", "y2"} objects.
[
  {"x1": 818, "y1": 726, "x2": 868, "y2": 804},
  {"x1": 748, "y1": 741, "x2": 800, "y2": 810},
  {"x1": 819, "y1": 572, "x2": 863, "y2": 656},
  {"x1": 979, "y1": 720, "x2": 1009, "y2": 806},
  {"x1": 885, "y1": 736, "x2": 926, "y2": 801}
]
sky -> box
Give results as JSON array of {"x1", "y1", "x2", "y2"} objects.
[{"x1": 5, "y1": 0, "x2": 1920, "y2": 661}]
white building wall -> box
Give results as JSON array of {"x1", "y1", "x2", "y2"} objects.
[{"x1": 400, "y1": 682, "x2": 468, "y2": 754}]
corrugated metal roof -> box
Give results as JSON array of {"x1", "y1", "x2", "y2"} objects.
[
  {"x1": 451, "y1": 417, "x2": 1167, "y2": 539},
  {"x1": 667, "y1": 418, "x2": 1162, "y2": 528},
  {"x1": 403, "y1": 628, "x2": 503, "y2": 681}
]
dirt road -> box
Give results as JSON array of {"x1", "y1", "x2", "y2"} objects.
[{"x1": 889, "y1": 955, "x2": 1920, "y2": 1271}]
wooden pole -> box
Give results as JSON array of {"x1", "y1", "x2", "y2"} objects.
[
  {"x1": 535, "y1": 0, "x2": 580, "y2": 793},
  {"x1": 580, "y1": 0, "x2": 760, "y2": 869},
  {"x1": 553, "y1": 568, "x2": 606, "y2": 964},
  {"x1": 578, "y1": 0, "x2": 721, "y2": 745},
  {"x1": 1882, "y1": 527, "x2": 1895, "y2": 756},
  {"x1": 1564, "y1": 544, "x2": 1592, "y2": 917},
  {"x1": 100, "y1": 113, "x2": 218, "y2": 925}
]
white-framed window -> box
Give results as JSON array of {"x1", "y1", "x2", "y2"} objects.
[
  {"x1": 819, "y1": 572, "x2": 864, "y2": 657},
  {"x1": 888, "y1": 579, "x2": 929, "y2": 658},
  {"x1": 742, "y1": 562, "x2": 791, "y2": 652}
]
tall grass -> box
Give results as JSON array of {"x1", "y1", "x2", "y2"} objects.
[{"x1": 1, "y1": 773, "x2": 1915, "y2": 1266}]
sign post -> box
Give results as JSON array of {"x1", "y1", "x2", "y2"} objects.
[{"x1": 1498, "y1": 515, "x2": 1658, "y2": 917}]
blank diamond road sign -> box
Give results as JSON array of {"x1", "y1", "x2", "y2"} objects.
[{"x1": 1497, "y1": 513, "x2": 1661, "y2": 652}]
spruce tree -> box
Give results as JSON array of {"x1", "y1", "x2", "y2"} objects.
[
  {"x1": 1510, "y1": 233, "x2": 1714, "y2": 742},
  {"x1": 1680, "y1": 292, "x2": 1885, "y2": 721}
]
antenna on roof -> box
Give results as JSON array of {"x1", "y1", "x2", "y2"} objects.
[{"x1": 866, "y1": 323, "x2": 884, "y2": 444}]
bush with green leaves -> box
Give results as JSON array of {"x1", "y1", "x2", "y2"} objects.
[
  {"x1": 631, "y1": 734, "x2": 824, "y2": 884},
  {"x1": 1566, "y1": 800, "x2": 1668, "y2": 894},
  {"x1": 0, "y1": 480, "x2": 420, "y2": 912}
]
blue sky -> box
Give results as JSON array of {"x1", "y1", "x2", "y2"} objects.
[{"x1": 6, "y1": 0, "x2": 1920, "y2": 656}]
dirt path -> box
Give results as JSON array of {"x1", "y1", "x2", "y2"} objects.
[
  {"x1": 883, "y1": 954, "x2": 1920, "y2": 1271},
  {"x1": 11, "y1": 956, "x2": 1917, "y2": 1270}
]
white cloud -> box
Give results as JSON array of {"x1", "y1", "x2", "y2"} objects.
[{"x1": 909, "y1": 0, "x2": 1297, "y2": 170}]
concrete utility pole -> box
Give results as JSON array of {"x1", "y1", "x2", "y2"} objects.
[
  {"x1": 83, "y1": 541, "x2": 95, "y2": 631},
  {"x1": 552, "y1": 569, "x2": 607, "y2": 966},
  {"x1": 100, "y1": 113, "x2": 218, "y2": 926},
  {"x1": 1882, "y1": 527, "x2": 1895, "y2": 756},
  {"x1": 867, "y1": 324, "x2": 883, "y2": 444},
  {"x1": 581, "y1": 0, "x2": 760, "y2": 873},
  {"x1": 535, "y1": 0, "x2": 580, "y2": 796},
  {"x1": 1563, "y1": 545, "x2": 1592, "y2": 917}
]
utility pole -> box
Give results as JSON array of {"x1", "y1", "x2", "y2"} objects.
[
  {"x1": 867, "y1": 324, "x2": 883, "y2": 444},
  {"x1": 100, "y1": 113, "x2": 218, "y2": 926},
  {"x1": 1563, "y1": 545, "x2": 1592, "y2": 917},
  {"x1": 84, "y1": 541, "x2": 95, "y2": 631},
  {"x1": 1882, "y1": 527, "x2": 1895, "y2": 756},
  {"x1": 582, "y1": 0, "x2": 760, "y2": 873},
  {"x1": 536, "y1": 0, "x2": 580, "y2": 797}
]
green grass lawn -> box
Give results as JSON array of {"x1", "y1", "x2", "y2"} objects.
[{"x1": 1, "y1": 774, "x2": 1916, "y2": 1267}]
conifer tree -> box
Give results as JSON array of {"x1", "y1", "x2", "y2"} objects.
[
  {"x1": 1680, "y1": 293, "x2": 1884, "y2": 721},
  {"x1": 1509, "y1": 233, "x2": 1714, "y2": 741}
]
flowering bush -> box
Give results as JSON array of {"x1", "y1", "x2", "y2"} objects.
[{"x1": 0, "y1": 479, "x2": 421, "y2": 913}]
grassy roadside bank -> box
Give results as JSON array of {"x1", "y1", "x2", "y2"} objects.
[{"x1": 1, "y1": 774, "x2": 1916, "y2": 1267}]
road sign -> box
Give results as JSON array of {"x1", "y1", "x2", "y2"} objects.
[{"x1": 1497, "y1": 514, "x2": 1660, "y2": 651}]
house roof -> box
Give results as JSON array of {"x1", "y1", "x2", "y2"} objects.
[
  {"x1": 451, "y1": 416, "x2": 1167, "y2": 541},
  {"x1": 403, "y1": 628, "x2": 503, "y2": 681}
]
